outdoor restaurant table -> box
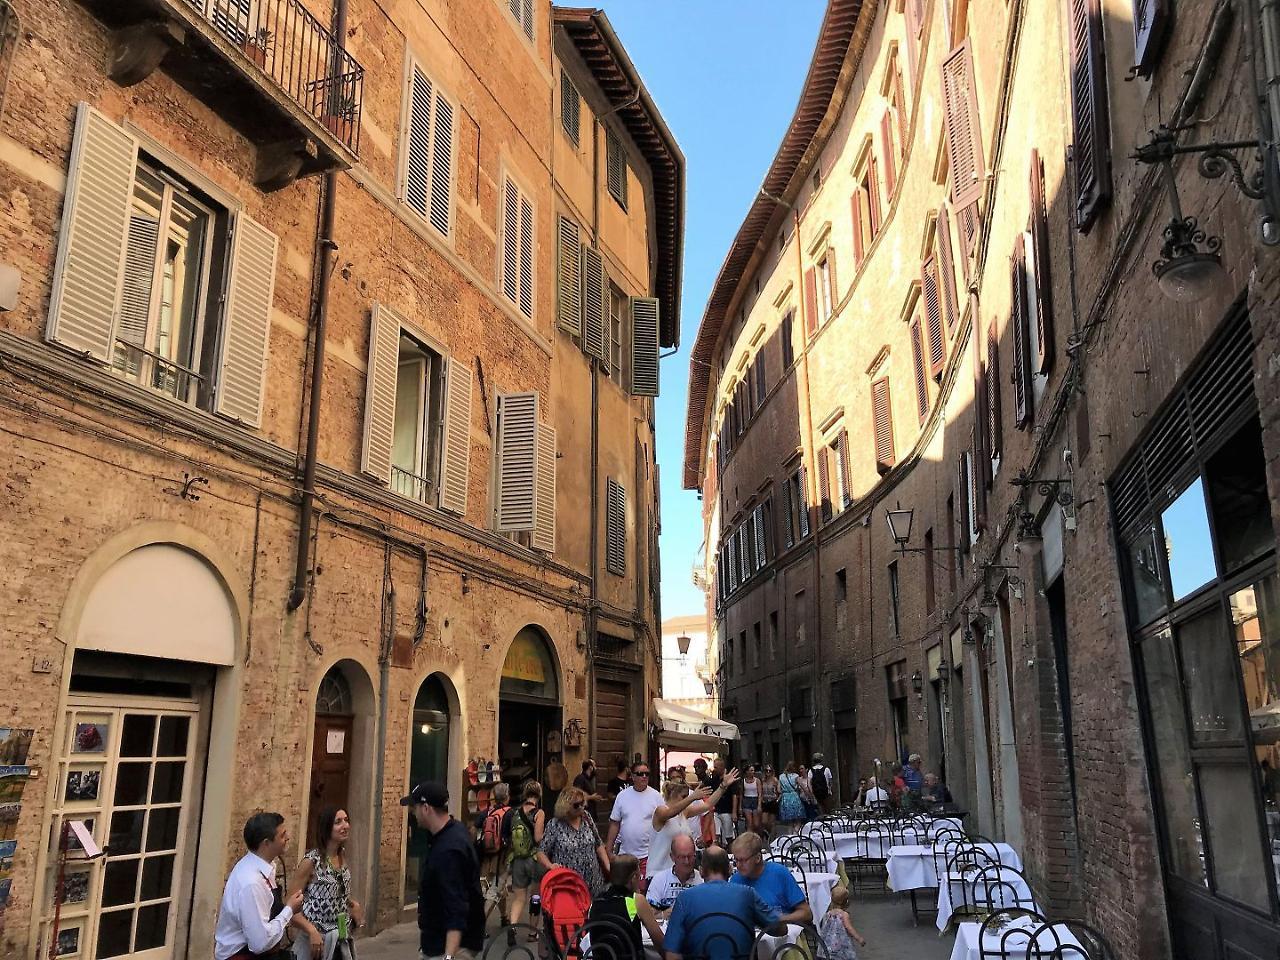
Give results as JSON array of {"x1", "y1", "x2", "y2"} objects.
[
  {"x1": 949, "y1": 918, "x2": 1083, "y2": 960},
  {"x1": 787, "y1": 868, "x2": 838, "y2": 920},
  {"x1": 885, "y1": 842, "x2": 1024, "y2": 892},
  {"x1": 935, "y1": 868, "x2": 1040, "y2": 931}
]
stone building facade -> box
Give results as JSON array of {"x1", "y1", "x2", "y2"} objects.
[
  {"x1": 0, "y1": 0, "x2": 678, "y2": 954},
  {"x1": 685, "y1": 0, "x2": 1280, "y2": 957}
]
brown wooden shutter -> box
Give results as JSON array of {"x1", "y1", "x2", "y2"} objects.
[
  {"x1": 881, "y1": 110, "x2": 897, "y2": 197},
  {"x1": 872, "y1": 378, "x2": 895, "y2": 473},
  {"x1": 837, "y1": 429, "x2": 852, "y2": 504},
  {"x1": 904, "y1": 0, "x2": 923, "y2": 81},
  {"x1": 851, "y1": 192, "x2": 866, "y2": 267},
  {"x1": 940, "y1": 40, "x2": 985, "y2": 208},
  {"x1": 956, "y1": 452, "x2": 971, "y2": 552},
  {"x1": 1133, "y1": 0, "x2": 1171, "y2": 78},
  {"x1": 867, "y1": 157, "x2": 882, "y2": 236},
  {"x1": 936, "y1": 206, "x2": 960, "y2": 337},
  {"x1": 922, "y1": 256, "x2": 945, "y2": 379},
  {"x1": 1028, "y1": 149, "x2": 1054, "y2": 374},
  {"x1": 1068, "y1": 0, "x2": 1112, "y2": 232},
  {"x1": 797, "y1": 465, "x2": 811, "y2": 538},
  {"x1": 971, "y1": 294, "x2": 989, "y2": 490},
  {"x1": 973, "y1": 438, "x2": 987, "y2": 532},
  {"x1": 826, "y1": 249, "x2": 839, "y2": 310},
  {"x1": 910, "y1": 317, "x2": 929, "y2": 422},
  {"x1": 987, "y1": 319, "x2": 1003, "y2": 460},
  {"x1": 1011, "y1": 234, "x2": 1032, "y2": 428},
  {"x1": 804, "y1": 267, "x2": 818, "y2": 337}
]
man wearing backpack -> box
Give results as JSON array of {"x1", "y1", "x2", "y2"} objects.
[
  {"x1": 505, "y1": 780, "x2": 546, "y2": 928},
  {"x1": 475, "y1": 782, "x2": 510, "y2": 922},
  {"x1": 809, "y1": 753, "x2": 833, "y2": 814}
]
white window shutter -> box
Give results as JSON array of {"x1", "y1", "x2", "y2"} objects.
[
  {"x1": 556, "y1": 217, "x2": 582, "y2": 335},
  {"x1": 46, "y1": 103, "x2": 138, "y2": 363},
  {"x1": 629, "y1": 296, "x2": 660, "y2": 396},
  {"x1": 429, "y1": 90, "x2": 453, "y2": 237},
  {"x1": 360, "y1": 303, "x2": 401, "y2": 482},
  {"x1": 581, "y1": 244, "x2": 606, "y2": 360},
  {"x1": 606, "y1": 477, "x2": 627, "y2": 575},
  {"x1": 533, "y1": 423, "x2": 557, "y2": 553},
  {"x1": 496, "y1": 392, "x2": 539, "y2": 532},
  {"x1": 214, "y1": 212, "x2": 278, "y2": 427},
  {"x1": 438, "y1": 357, "x2": 472, "y2": 515},
  {"x1": 403, "y1": 67, "x2": 433, "y2": 217},
  {"x1": 518, "y1": 195, "x2": 534, "y2": 318},
  {"x1": 117, "y1": 210, "x2": 160, "y2": 353}
]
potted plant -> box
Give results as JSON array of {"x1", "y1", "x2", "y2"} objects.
[
  {"x1": 241, "y1": 27, "x2": 272, "y2": 68},
  {"x1": 323, "y1": 92, "x2": 357, "y2": 136}
]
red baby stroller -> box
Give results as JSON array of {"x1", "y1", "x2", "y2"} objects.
[{"x1": 540, "y1": 867, "x2": 593, "y2": 959}]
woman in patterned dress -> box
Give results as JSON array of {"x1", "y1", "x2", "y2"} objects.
[
  {"x1": 290, "y1": 807, "x2": 365, "y2": 960},
  {"x1": 536, "y1": 786, "x2": 610, "y2": 893}
]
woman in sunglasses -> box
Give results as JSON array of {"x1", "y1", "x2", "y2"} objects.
[
  {"x1": 759, "y1": 766, "x2": 781, "y2": 838},
  {"x1": 537, "y1": 786, "x2": 610, "y2": 894}
]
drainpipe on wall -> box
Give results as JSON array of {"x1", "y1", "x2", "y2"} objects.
[{"x1": 287, "y1": 0, "x2": 347, "y2": 613}]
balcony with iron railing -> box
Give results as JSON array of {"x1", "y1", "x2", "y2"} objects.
[
  {"x1": 391, "y1": 465, "x2": 434, "y2": 506},
  {"x1": 78, "y1": 0, "x2": 364, "y2": 191}
]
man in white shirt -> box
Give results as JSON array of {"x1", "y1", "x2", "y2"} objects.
[
  {"x1": 214, "y1": 812, "x2": 304, "y2": 960},
  {"x1": 606, "y1": 761, "x2": 663, "y2": 880},
  {"x1": 865, "y1": 777, "x2": 890, "y2": 809},
  {"x1": 646, "y1": 834, "x2": 703, "y2": 916}
]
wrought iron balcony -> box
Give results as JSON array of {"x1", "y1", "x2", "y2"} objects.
[{"x1": 80, "y1": 0, "x2": 365, "y2": 190}]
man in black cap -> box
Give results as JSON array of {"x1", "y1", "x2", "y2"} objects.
[{"x1": 402, "y1": 781, "x2": 486, "y2": 960}]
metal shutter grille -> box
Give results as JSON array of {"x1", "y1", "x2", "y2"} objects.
[
  {"x1": 215, "y1": 212, "x2": 278, "y2": 427},
  {"x1": 496, "y1": 392, "x2": 539, "y2": 532},
  {"x1": 1011, "y1": 235, "x2": 1031, "y2": 428},
  {"x1": 873, "y1": 377, "x2": 895, "y2": 473},
  {"x1": 1068, "y1": 0, "x2": 1112, "y2": 231},
  {"x1": 1187, "y1": 316, "x2": 1255, "y2": 450},
  {"x1": 630, "y1": 297, "x2": 660, "y2": 396},
  {"x1": 818, "y1": 446, "x2": 832, "y2": 520},
  {"x1": 520, "y1": 0, "x2": 533, "y2": 39},
  {"x1": 429, "y1": 92, "x2": 453, "y2": 236},
  {"x1": 561, "y1": 71, "x2": 580, "y2": 144},
  {"x1": 360, "y1": 303, "x2": 402, "y2": 481},
  {"x1": 404, "y1": 68, "x2": 433, "y2": 218},
  {"x1": 922, "y1": 255, "x2": 945, "y2": 378},
  {"x1": 533, "y1": 424, "x2": 557, "y2": 553},
  {"x1": 606, "y1": 478, "x2": 627, "y2": 575},
  {"x1": 838, "y1": 429, "x2": 852, "y2": 504},
  {"x1": 438, "y1": 358, "x2": 472, "y2": 515},
  {"x1": 556, "y1": 217, "x2": 582, "y2": 335},
  {"x1": 582, "y1": 245, "x2": 607, "y2": 360},
  {"x1": 911, "y1": 318, "x2": 929, "y2": 422},
  {"x1": 940, "y1": 40, "x2": 985, "y2": 208},
  {"x1": 1143, "y1": 398, "x2": 1193, "y2": 499},
  {"x1": 936, "y1": 207, "x2": 960, "y2": 336},
  {"x1": 46, "y1": 104, "x2": 138, "y2": 362},
  {"x1": 753, "y1": 506, "x2": 766, "y2": 568}
]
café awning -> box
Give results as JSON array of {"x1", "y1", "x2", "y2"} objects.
[{"x1": 653, "y1": 699, "x2": 739, "y2": 751}]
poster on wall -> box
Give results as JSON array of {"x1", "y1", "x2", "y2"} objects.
[
  {"x1": 54, "y1": 924, "x2": 79, "y2": 957},
  {"x1": 71, "y1": 724, "x2": 106, "y2": 754},
  {"x1": 60, "y1": 871, "x2": 89, "y2": 906},
  {"x1": 0, "y1": 729, "x2": 32, "y2": 766},
  {"x1": 63, "y1": 771, "x2": 99, "y2": 803},
  {"x1": 0, "y1": 767, "x2": 29, "y2": 804}
]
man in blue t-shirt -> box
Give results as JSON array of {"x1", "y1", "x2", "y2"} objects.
[
  {"x1": 728, "y1": 832, "x2": 812, "y2": 926},
  {"x1": 665, "y1": 846, "x2": 784, "y2": 960}
]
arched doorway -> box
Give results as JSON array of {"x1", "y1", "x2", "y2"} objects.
[
  {"x1": 498, "y1": 627, "x2": 562, "y2": 807},
  {"x1": 41, "y1": 543, "x2": 236, "y2": 960},
  {"x1": 403, "y1": 674, "x2": 453, "y2": 908},
  {"x1": 307, "y1": 661, "x2": 375, "y2": 853}
]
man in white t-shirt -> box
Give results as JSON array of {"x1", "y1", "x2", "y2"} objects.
[
  {"x1": 646, "y1": 834, "x2": 703, "y2": 916},
  {"x1": 606, "y1": 761, "x2": 663, "y2": 879},
  {"x1": 865, "y1": 776, "x2": 890, "y2": 809}
]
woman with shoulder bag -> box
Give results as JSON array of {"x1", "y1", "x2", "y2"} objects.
[
  {"x1": 290, "y1": 807, "x2": 365, "y2": 960},
  {"x1": 759, "y1": 766, "x2": 781, "y2": 838}
]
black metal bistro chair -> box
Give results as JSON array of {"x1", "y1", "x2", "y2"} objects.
[{"x1": 977, "y1": 908, "x2": 1050, "y2": 960}]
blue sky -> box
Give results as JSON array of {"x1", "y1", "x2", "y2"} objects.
[{"x1": 598, "y1": 2, "x2": 828, "y2": 620}]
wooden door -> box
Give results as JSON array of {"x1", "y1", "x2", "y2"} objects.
[{"x1": 308, "y1": 714, "x2": 352, "y2": 849}]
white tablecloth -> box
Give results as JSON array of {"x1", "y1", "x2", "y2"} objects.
[
  {"x1": 788, "y1": 869, "x2": 838, "y2": 920},
  {"x1": 754, "y1": 923, "x2": 805, "y2": 960},
  {"x1": 885, "y1": 843, "x2": 1023, "y2": 892},
  {"x1": 935, "y1": 870, "x2": 1039, "y2": 930},
  {"x1": 949, "y1": 920, "x2": 1082, "y2": 960}
]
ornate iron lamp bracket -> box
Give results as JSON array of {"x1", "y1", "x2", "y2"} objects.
[{"x1": 1009, "y1": 469, "x2": 1074, "y2": 540}]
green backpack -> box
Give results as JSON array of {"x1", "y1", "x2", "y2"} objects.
[{"x1": 510, "y1": 806, "x2": 536, "y2": 859}]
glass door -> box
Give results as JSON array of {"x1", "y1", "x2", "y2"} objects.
[{"x1": 44, "y1": 697, "x2": 198, "y2": 960}]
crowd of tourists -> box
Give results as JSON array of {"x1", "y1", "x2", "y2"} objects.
[{"x1": 210, "y1": 750, "x2": 953, "y2": 960}]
